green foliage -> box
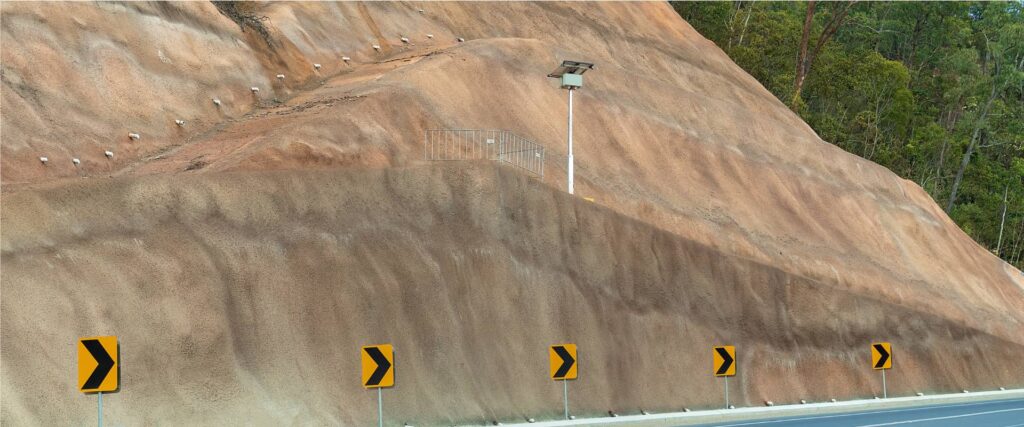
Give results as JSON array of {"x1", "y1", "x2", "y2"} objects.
[{"x1": 672, "y1": 1, "x2": 1024, "y2": 268}]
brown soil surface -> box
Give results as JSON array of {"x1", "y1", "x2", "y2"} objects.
[{"x1": 2, "y1": 2, "x2": 1022, "y2": 425}]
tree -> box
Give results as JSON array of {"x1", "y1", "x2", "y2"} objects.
[
  {"x1": 673, "y1": 1, "x2": 1024, "y2": 268},
  {"x1": 946, "y1": 3, "x2": 1024, "y2": 212},
  {"x1": 791, "y1": 1, "x2": 858, "y2": 110}
]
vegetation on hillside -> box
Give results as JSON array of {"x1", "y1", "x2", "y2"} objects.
[{"x1": 673, "y1": 1, "x2": 1024, "y2": 269}]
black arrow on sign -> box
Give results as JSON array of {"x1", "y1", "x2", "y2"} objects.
[
  {"x1": 873, "y1": 344, "x2": 890, "y2": 369},
  {"x1": 82, "y1": 339, "x2": 114, "y2": 390},
  {"x1": 364, "y1": 347, "x2": 392, "y2": 386},
  {"x1": 715, "y1": 347, "x2": 734, "y2": 375},
  {"x1": 553, "y1": 346, "x2": 575, "y2": 378}
]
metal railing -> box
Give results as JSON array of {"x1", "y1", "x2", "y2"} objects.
[{"x1": 424, "y1": 129, "x2": 545, "y2": 178}]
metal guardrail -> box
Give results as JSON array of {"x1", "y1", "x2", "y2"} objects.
[{"x1": 424, "y1": 129, "x2": 545, "y2": 178}]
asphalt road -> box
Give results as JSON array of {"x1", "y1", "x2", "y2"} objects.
[{"x1": 692, "y1": 397, "x2": 1024, "y2": 427}]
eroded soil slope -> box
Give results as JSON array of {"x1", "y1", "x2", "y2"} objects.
[
  {"x1": 2, "y1": 164, "x2": 1022, "y2": 425},
  {"x1": 2, "y1": 1, "x2": 1023, "y2": 425}
]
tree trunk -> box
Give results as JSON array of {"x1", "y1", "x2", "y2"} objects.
[
  {"x1": 904, "y1": 12, "x2": 927, "y2": 89},
  {"x1": 737, "y1": 2, "x2": 755, "y2": 47},
  {"x1": 792, "y1": 1, "x2": 817, "y2": 110},
  {"x1": 946, "y1": 85, "x2": 998, "y2": 212},
  {"x1": 931, "y1": 133, "x2": 949, "y2": 194},
  {"x1": 791, "y1": 2, "x2": 855, "y2": 111},
  {"x1": 726, "y1": 1, "x2": 743, "y2": 50},
  {"x1": 1010, "y1": 220, "x2": 1024, "y2": 265},
  {"x1": 997, "y1": 184, "x2": 1009, "y2": 254}
]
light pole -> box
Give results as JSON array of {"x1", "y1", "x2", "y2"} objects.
[{"x1": 548, "y1": 60, "x2": 594, "y2": 195}]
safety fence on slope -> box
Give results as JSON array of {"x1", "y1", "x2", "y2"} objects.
[{"x1": 424, "y1": 129, "x2": 545, "y2": 178}]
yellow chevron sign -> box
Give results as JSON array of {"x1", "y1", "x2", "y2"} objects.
[
  {"x1": 361, "y1": 344, "x2": 394, "y2": 388},
  {"x1": 872, "y1": 342, "x2": 892, "y2": 370},
  {"x1": 78, "y1": 336, "x2": 118, "y2": 393},
  {"x1": 713, "y1": 345, "x2": 735, "y2": 377},
  {"x1": 550, "y1": 344, "x2": 577, "y2": 380}
]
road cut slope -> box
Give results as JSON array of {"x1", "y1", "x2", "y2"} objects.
[
  {"x1": 2, "y1": 2, "x2": 1023, "y2": 425},
  {"x1": 2, "y1": 164, "x2": 1022, "y2": 425}
]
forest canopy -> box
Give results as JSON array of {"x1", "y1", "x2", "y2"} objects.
[{"x1": 673, "y1": 1, "x2": 1024, "y2": 269}]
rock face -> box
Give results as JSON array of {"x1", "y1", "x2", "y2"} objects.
[{"x1": 2, "y1": 2, "x2": 1022, "y2": 425}]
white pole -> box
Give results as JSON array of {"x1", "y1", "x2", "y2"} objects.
[
  {"x1": 882, "y1": 369, "x2": 887, "y2": 399},
  {"x1": 567, "y1": 88, "x2": 574, "y2": 195},
  {"x1": 98, "y1": 391, "x2": 103, "y2": 427},
  {"x1": 377, "y1": 387, "x2": 383, "y2": 427},
  {"x1": 563, "y1": 379, "x2": 569, "y2": 420},
  {"x1": 725, "y1": 377, "x2": 729, "y2": 409}
]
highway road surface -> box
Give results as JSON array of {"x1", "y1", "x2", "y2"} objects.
[{"x1": 693, "y1": 397, "x2": 1024, "y2": 427}]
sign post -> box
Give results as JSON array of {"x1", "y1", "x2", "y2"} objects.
[
  {"x1": 871, "y1": 342, "x2": 892, "y2": 398},
  {"x1": 362, "y1": 344, "x2": 394, "y2": 427},
  {"x1": 79, "y1": 336, "x2": 118, "y2": 427},
  {"x1": 713, "y1": 346, "x2": 736, "y2": 408},
  {"x1": 563, "y1": 379, "x2": 569, "y2": 420},
  {"x1": 550, "y1": 344, "x2": 577, "y2": 419}
]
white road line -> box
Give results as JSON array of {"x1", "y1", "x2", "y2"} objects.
[
  {"x1": 712, "y1": 399, "x2": 1024, "y2": 426},
  {"x1": 855, "y1": 408, "x2": 1024, "y2": 426}
]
